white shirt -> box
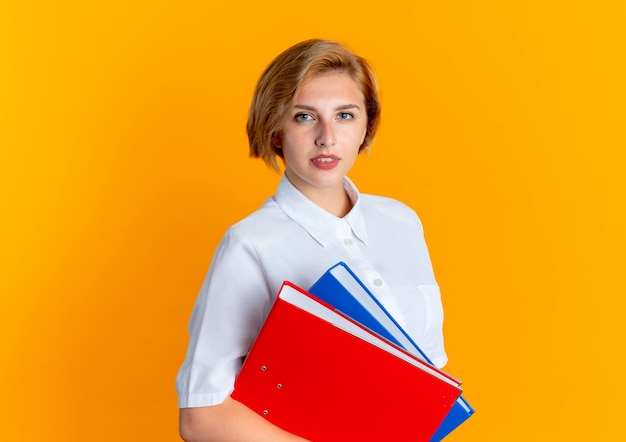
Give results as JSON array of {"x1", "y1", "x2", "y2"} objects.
[{"x1": 176, "y1": 175, "x2": 447, "y2": 408}]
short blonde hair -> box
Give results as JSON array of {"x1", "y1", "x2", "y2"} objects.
[{"x1": 247, "y1": 39, "x2": 381, "y2": 172}]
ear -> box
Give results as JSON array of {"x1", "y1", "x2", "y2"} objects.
[
  {"x1": 271, "y1": 131, "x2": 282, "y2": 148},
  {"x1": 271, "y1": 132, "x2": 284, "y2": 157}
]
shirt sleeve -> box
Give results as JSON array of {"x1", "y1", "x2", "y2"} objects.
[
  {"x1": 416, "y1": 283, "x2": 448, "y2": 368},
  {"x1": 175, "y1": 227, "x2": 273, "y2": 408},
  {"x1": 409, "y1": 209, "x2": 447, "y2": 368},
  {"x1": 391, "y1": 203, "x2": 448, "y2": 368}
]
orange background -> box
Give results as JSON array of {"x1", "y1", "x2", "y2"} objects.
[{"x1": 2, "y1": 1, "x2": 625, "y2": 440}]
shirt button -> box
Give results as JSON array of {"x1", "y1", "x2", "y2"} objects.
[
  {"x1": 373, "y1": 278, "x2": 383, "y2": 287},
  {"x1": 343, "y1": 238, "x2": 353, "y2": 246}
]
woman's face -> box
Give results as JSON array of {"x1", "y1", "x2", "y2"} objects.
[{"x1": 278, "y1": 72, "x2": 367, "y2": 201}]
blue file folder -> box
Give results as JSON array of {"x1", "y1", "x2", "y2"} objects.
[{"x1": 309, "y1": 262, "x2": 474, "y2": 441}]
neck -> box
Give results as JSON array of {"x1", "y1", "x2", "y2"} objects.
[
  {"x1": 287, "y1": 175, "x2": 353, "y2": 217},
  {"x1": 319, "y1": 190, "x2": 353, "y2": 218},
  {"x1": 303, "y1": 186, "x2": 352, "y2": 217}
]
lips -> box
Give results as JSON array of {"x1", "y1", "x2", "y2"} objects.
[{"x1": 311, "y1": 155, "x2": 339, "y2": 170}]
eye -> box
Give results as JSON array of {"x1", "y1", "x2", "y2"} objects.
[
  {"x1": 338, "y1": 112, "x2": 354, "y2": 120},
  {"x1": 295, "y1": 113, "x2": 313, "y2": 121}
]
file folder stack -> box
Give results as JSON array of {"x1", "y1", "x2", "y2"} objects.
[{"x1": 232, "y1": 262, "x2": 474, "y2": 441}]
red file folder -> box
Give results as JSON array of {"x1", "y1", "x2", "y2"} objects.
[{"x1": 231, "y1": 282, "x2": 463, "y2": 441}]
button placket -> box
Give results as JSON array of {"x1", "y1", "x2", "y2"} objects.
[
  {"x1": 336, "y1": 220, "x2": 355, "y2": 249},
  {"x1": 359, "y1": 268, "x2": 406, "y2": 329}
]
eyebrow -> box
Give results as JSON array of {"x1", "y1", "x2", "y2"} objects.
[{"x1": 294, "y1": 104, "x2": 362, "y2": 111}]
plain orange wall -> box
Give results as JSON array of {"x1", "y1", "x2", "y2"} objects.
[{"x1": 2, "y1": 1, "x2": 625, "y2": 440}]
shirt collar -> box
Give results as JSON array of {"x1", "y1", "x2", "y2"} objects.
[{"x1": 273, "y1": 175, "x2": 369, "y2": 247}]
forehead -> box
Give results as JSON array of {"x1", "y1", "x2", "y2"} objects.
[{"x1": 295, "y1": 72, "x2": 364, "y2": 104}]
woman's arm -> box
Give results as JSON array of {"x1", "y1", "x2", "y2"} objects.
[{"x1": 179, "y1": 396, "x2": 309, "y2": 442}]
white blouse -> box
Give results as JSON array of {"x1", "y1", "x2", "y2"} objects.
[{"x1": 176, "y1": 175, "x2": 447, "y2": 408}]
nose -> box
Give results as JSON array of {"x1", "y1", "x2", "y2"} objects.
[{"x1": 315, "y1": 120, "x2": 336, "y2": 148}]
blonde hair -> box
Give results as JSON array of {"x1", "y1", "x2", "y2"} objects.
[{"x1": 247, "y1": 39, "x2": 381, "y2": 172}]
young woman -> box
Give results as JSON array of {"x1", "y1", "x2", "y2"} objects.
[{"x1": 176, "y1": 39, "x2": 447, "y2": 441}]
